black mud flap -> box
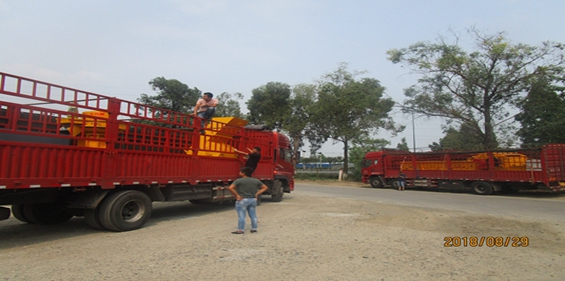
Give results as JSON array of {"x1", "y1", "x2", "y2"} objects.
[{"x1": 0, "y1": 207, "x2": 11, "y2": 221}]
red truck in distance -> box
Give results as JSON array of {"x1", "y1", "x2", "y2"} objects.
[
  {"x1": 361, "y1": 146, "x2": 565, "y2": 195},
  {"x1": 0, "y1": 72, "x2": 295, "y2": 231}
]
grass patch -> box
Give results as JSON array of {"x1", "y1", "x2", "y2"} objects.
[{"x1": 294, "y1": 173, "x2": 342, "y2": 180}]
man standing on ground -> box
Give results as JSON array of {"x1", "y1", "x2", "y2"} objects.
[
  {"x1": 228, "y1": 167, "x2": 268, "y2": 234},
  {"x1": 398, "y1": 171, "x2": 406, "y2": 191},
  {"x1": 193, "y1": 92, "x2": 218, "y2": 133},
  {"x1": 234, "y1": 146, "x2": 261, "y2": 175}
]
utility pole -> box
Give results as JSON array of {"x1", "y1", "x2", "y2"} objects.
[{"x1": 412, "y1": 109, "x2": 416, "y2": 153}]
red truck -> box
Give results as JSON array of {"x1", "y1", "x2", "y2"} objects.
[
  {"x1": 361, "y1": 146, "x2": 565, "y2": 195},
  {"x1": 0, "y1": 72, "x2": 294, "y2": 231}
]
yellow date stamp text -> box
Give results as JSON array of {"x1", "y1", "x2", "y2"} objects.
[{"x1": 443, "y1": 236, "x2": 529, "y2": 247}]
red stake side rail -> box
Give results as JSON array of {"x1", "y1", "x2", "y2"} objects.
[
  {"x1": 0, "y1": 72, "x2": 294, "y2": 231},
  {"x1": 362, "y1": 144, "x2": 565, "y2": 194},
  {"x1": 0, "y1": 72, "x2": 268, "y2": 190}
]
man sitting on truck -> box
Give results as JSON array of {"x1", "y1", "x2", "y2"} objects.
[{"x1": 193, "y1": 92, "x2": 218, "y2": 134}]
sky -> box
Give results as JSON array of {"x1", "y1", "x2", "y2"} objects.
[{"x1": 1, "y1": 0, "x2": 564, "y2": 157}]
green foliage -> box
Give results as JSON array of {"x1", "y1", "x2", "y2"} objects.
[
  {"x1": 348, "y1": 137, "x2": 390, "y2": 181},
  {"x1": 308, "y1": 63, "x2": 402, "y2": 174},
  {"x1": 286, "y1": 83, "x2": 317, "y2": 164},
  {"x1": 294, "y1": 173, "x2": 341, "y2": 180},
  {"x1": 138, "y1": 77, "x2": 201, "y2": 113},
  {"x1": 428, "y1": 123, "x2": 484, "y2": 151},
  {"x1": 396, "y1": 137, "x2": 410, "y2": 151},
  {"x1": 515, "y1": 77, "x2": 565, "y2": 147},
  {"x1": 216, "y1": 92, "x2": 244, "y2": 118},
  {"x1": 388, "y1": 28, "x2": 565, "y2": 149},
  {"x1": 246, "y1": 82, "x2": 292, "y2": 129},
  {"x1": 300, "y1": 153, "x2": 326, "y2": 164}
]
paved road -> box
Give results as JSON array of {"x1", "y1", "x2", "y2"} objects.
[{"x1": 295, "y1": 182, "x2": 565, "y2": 221}]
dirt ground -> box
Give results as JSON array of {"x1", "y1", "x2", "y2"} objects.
[{"x1": 1, "y1": 181, "x2": 564, "y2": 280}]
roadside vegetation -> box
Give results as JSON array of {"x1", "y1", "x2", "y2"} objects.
[{"x1": 138, "y1": 27, "x2": 565, "y2": 178}]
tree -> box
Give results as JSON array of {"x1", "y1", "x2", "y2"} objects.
[
  {"x1": 138, "y1": 77, "x2": 201, "y2": 114},
  {"x1": 308, "y1": 63, "x2": 401, "y2": 174},
  {"x1": 515, "y1": 77, "x2": 565, "y2": 147},
  {"x1": 428, "y1": 123, "x2": 483, "y2": 151},
  {"x1": 215, "y1": 92, "x2": 245, "y2": 118},
  {"x1": 349, "y1": 137, "x2": 390, "y2": 181},
  {"x1": 396, "y1": 137, "x2": 410, "y2": 151},
  {"x1": 286, "y1": 83, "x2": 317, "y2": 164},
  {"x1": 387, "y1": 28, "x2": 565, "y2": 149},
  {"x1": 246, "y1": 82, "x2": 292, "y2": 130}
]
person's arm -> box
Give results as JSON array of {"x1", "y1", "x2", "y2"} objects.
[
  {"x1": 256, "y1": 184, "x2": 268, "y2": 199},
  {"x1": 233, "y1": 148, "x2": 249, "y2": 156},
  {"x1": 193, "y1": 99, "x2": 202, "y2": 115},
  {"x1": 228, "y1": 184, "x2": 242, "y2": 201}
]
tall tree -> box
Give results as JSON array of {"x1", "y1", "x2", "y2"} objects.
[
  {"x1": 396, "y1": 137, "x2": 410, "y2": 151},
  {"x1": 515, "y1": 77, "x2": 565, "y2": 147},
  {"x1": 428, "y1": 123, "x2": 484, "y2": 151},
  {"x1": 246, "y1": 82, "x2": 292, "y2": 130},
  {"x1": 286, "y1": 83, "x2": 317, "y2": 164},
  {"x1": 387, "y1": 28, "x2": 565, "y2": 149},
  {"x1": 309, "y1": 63, "x2": 401, "y2": 174},
  {"x1": 215, "y1": 92, "x2": 245, "y2": 118},
  {"x1": 138, "y1": 77, "x2": 201, "y2": 114}
]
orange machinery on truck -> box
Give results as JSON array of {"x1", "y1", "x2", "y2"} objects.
[
  {"x1": 361, "y1": 146, "x2": 565, "y2": 195},
  {"x1": 0, "y1": 72, "x2": 294, "y2": 231}
]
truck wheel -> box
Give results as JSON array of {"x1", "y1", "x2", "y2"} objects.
[
  {"x1": 22, "y1": 203, "x2": 74, "y2": 224},
  {"x1": 0, "y1": 207, "x2": 10, "y2": 221},
  {"x1": 84, "y1": 206, "x2": 105, "y2": 230},
  {"x1": 271, "y1": 180, "x2": 284, "y2": 202},
  {"x1": 11, "y1": 204, "x2": 31, "y2": 223},
  {"x1": 99, "y1": 190, "x2": 152, "y2": 232},
  {"x1": 388, "y1": 179, "x2": 400, "y2": 189},
  {"x1": 369, "y1": 177, "x2": 383, "y2": 188},
  {"x1": 471, "y1": 181, "x2": 494, "y2": 195}
]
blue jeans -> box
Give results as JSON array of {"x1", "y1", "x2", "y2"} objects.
[
  {"x1": 197, "y1": 108, "x2": 215, "y2": 129},
  {"x1": 197, "y1": 111, "x2": 207, "y2": 128},
  {"x1": 235, "y1": 198, "x2": 258, "y2": 231}
]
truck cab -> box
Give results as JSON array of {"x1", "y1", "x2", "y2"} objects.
[{"x1": 361, "y1": 151, "x2": 386, "y2": 188}]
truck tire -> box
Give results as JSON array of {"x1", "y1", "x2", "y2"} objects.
[
  {"x1": 99, "y1": 190, "x2": 153, "y2": 232},
  {"x1": 22, "y1": 203, "x2": 74, "y2": 224},
  {"x1": 11, "y1": 204, "x2": 31, "y2": 223},
  {"x1": 388, "y1": 179, "x2": 400, "y2": 190},
  {"x1": 0, "y1": 207, "x2": 10, "y2": 221},
  {"x1": 369, "y1": 177, "x2": 384, "y2": 188},
  {"x1": 471, "y1": 181, "x2": 494, "y2": 195},
  {"x1": 84, "y1": 206, "x2": 105, "y2": 230},
  {"x1": 271, "y1": 180, "x2": 284, "y2": 202}
]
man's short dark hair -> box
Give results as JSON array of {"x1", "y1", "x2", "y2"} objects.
[
  {"x1": 240, "y1": 167, "x2": 253, "y2": 177},
  {"x1": 254, "y1": 146, "x2": 261, "y2": 151},
  {"x1": 203, "y1": 92, "x2": 213, "y2": 98}
]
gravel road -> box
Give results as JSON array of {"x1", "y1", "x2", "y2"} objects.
[{"x1": 1, "y1": 182, "x2": 564, "y2": 281}]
